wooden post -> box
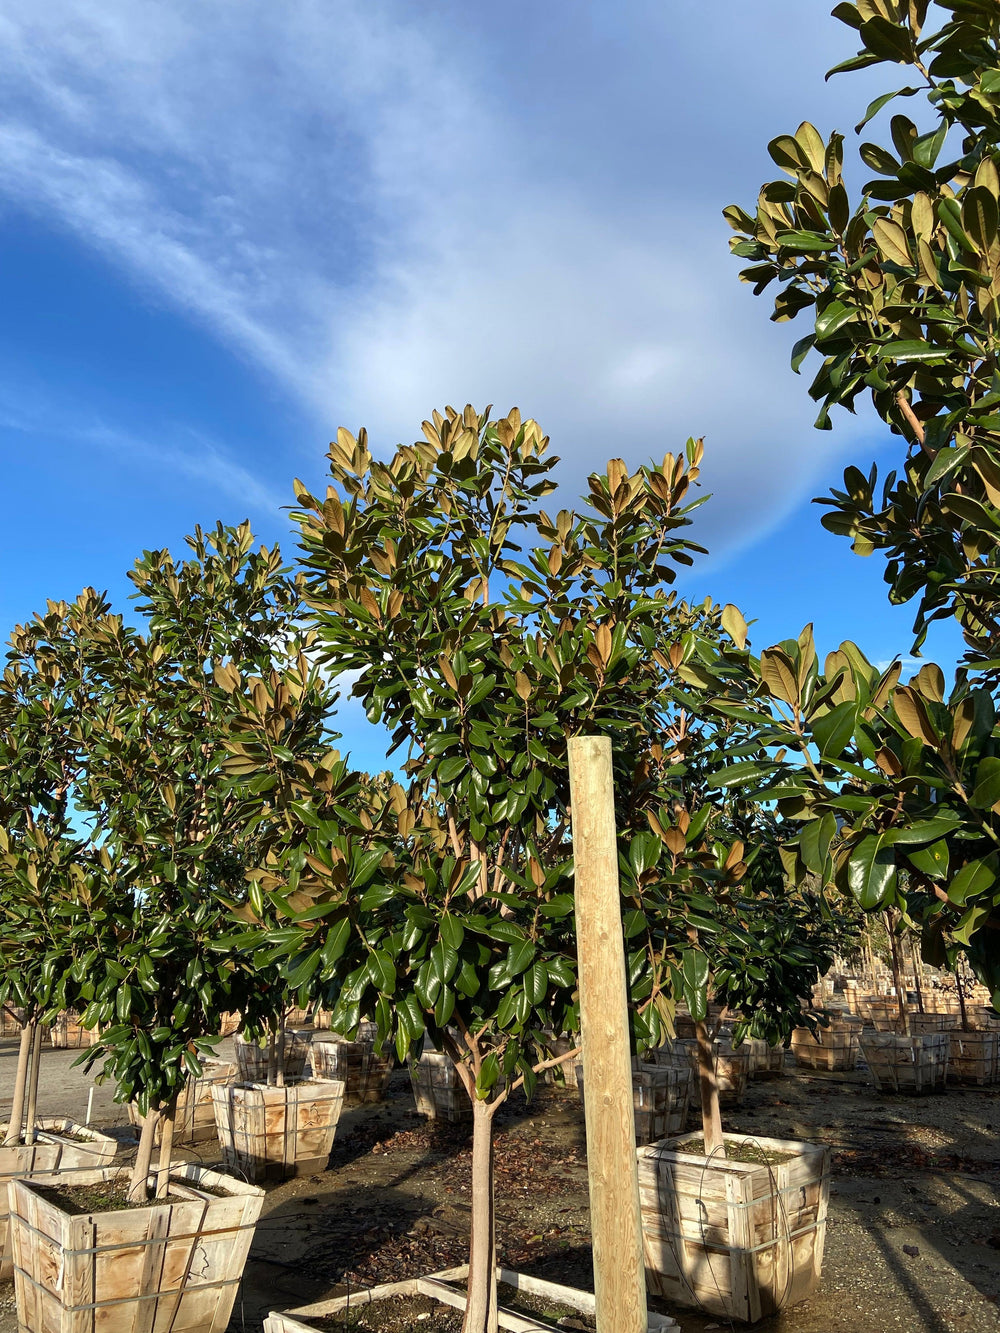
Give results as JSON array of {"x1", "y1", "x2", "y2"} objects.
[
  {"x1": 568, "y1": 735, "x2": 646, "y2": 1333},
  {"x1": 886, "y1": 912, "x2": 909, "y2": 1036}
]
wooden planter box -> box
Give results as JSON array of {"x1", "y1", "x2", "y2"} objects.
[
  {"x1": 9, "y1": 1162, "x2": 263, "y2": 1333},
  {"x1": 638, "y1": 1132, "x2": 830, "y2": 1323},
  {"x1": 310, "y1": 1039, "x2": 392, "y2": 1103},
  {"x1": 576, "y1": 1061, "x2": 693, "y2": 1145},
  {"x1": 909, "y1": 1012, "x2": 959, "y2": 1034},
  {"x1": 747, "y1": 1039, "x2": 785, "y2": 1079},
  {"x1": 128, "y1": 1059, "x2": 237, "y2": 1145},
  {"x1": 860, "y1": 1031, "x2": 949, "y2": 1093},
  {"x1": 667, "y1": 1040, "x2": 750, "y2": 1106},
  {"x1": 1, "y1": 1007, "x2": 26, "y2": 1037},
  {"x1": 948, "y1": 1029, "x2": 999, "y2": 1085},
  {"x1": 925, "y1": 993, "x2": 962, "y2": 1015},
  {"x1": 540, "y1": 1034, "x2": 581, "y2": 1089},
  {"x1": 48, "y1": 1013, "x2": 100, "y2": 1049},
  {"x1": 264, "y1": 1264, "x2": 680, "y2": 1333},
  {"x1": 211, "y1": 1079, "x2": 345, "y2": 1182},
  {"x1": 0, "y1": 1121, "x2": 118, "y2": 1282},
  {"x1": 966, "y1": 1006, "x2": 1000, "y2": 1031},
  {"x1": 790, "y1": 1017, "x2": 861, "y2": 1071},
  {"x1": 234, "y1": 1030, "x2": 311, "y2": 1083},
  {"x1": 410, "y1": 1052, "x2": 473, "y2": 1123},
  {"x1": 860, "y1": 997, "x2": 907, "y2": 1032}
]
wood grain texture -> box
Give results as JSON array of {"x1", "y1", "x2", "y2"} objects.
[
  {"x1": 8, "y1": 1163, "x2": 263, "y2": 1333},
  {"x1": 568, "y1": 734, "x2": 647, "y2": 1333},
  {"x1": 638, "y1": 1132, "x2": 830, "y2": 1322}
]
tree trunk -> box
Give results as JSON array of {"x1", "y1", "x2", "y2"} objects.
[
  {"x1": 276, "y1": 1014, "x2": 286, "y2": 1089},
  {"x1": 886, "y1": 913, "x2": 909, "y2": 1036},
  {"x1": 462, "y1": 1096, "x2": 498, "y2": 1333},
  {"x1": 911, "y1": 936, "x2": 924, "y2": 1014},
  {"x1": 155, "y1": 1101, "x2": 176, "y2": 1199},
  {"x1": 694, "y1": 1021, "x2": 724, "y2": 1156},
  {"x1": 865, "y1": 928, "x2": 877, "y2": 990},
  {"x1": 267, "y1": 1025, "x2": 278, "y2": 1087},
  {"x1": 127, "y1": 1107, "x2": 161, "y2": 1203},
  {"x1": 3, "y1": 1022, "x2": 32, "y2": 1146},
  {"x1": 23, "y1": 1022, "x2": 44, "y2": 1146},
  {"x1": 957, "y1": 961, "x2": 969, "y2": 1033}
]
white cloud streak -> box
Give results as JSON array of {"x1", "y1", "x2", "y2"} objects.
[{"x1": 0, "y1": 0, "x2": 875, "y2": 558}]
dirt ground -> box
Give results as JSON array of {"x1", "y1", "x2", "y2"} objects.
[{"x1": 3, "y1": 1036, "x2": 1000, "y2": 1333}]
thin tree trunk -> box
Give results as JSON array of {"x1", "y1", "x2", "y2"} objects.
[
  {"x1": 23, "y1": 1022, "x2": 43, "y2": 1146},
  {"x1": 155, "y1": 1101, "x2": 176, "y2": 1199},
  {"x1": 957, "y1": 962, "x2": 969, "y2": 1032},
  {"x1": 911, "y1": 936, "x2": 924, "y2": 1014},
  {"x1": 276, "y1": 1014, "x2": 286, "y2": 1089},
  {"x1": 463, "y1": 1096, "x2": 498, "y2": 1333},
  {"x1": 267, "y1": 1024, "x2": 278, "y2": 1087},
  {"x1": 3, "y1": 1023, "x2": 32, "y2": 1146},
  {"x1": 127, "y1": 1107, "x2": 161, "y2": 1203},
  {"x1": 694, "y1": 1021, "x2": 724, "y2": 1156},
  {"x1": 886, "y1": 913, "x2": 909, "y2": 1036}
]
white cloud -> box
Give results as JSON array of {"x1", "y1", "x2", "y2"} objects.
[
  {"x1": 0, "y1": 0, "x2": 874, "y2": 559},
  {"x1": 0, "y1": 386, "x2": 284, "y2": 514}
]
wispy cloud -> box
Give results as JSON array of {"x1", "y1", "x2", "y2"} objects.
[
  {"x1": 0, "y1": 386, "x2": 284, "y2": 515},
  {"x1": 0, "y1": 0, "x2": 875, "y2": 559}
]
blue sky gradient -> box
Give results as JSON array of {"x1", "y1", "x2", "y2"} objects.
[{"x1": 0, "y1": 2, "x2": 965, "y2": 770}]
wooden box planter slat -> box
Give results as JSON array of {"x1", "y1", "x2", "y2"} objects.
[
  {"x1": 1, "y1": 1007, "x2": 26, "y2": 1037},
  {"x1": 0, "y1": 1121, "x2": 119, "y2": 1282},
  {"x1": 860, "y1": 997, "x2": 907, "y2": 1032},
  {"x1": 539, "y1": 1035, "x2": 581, "y2": 1089},
  {"x1": 576, "y1": 1061, "x2": 693, "y2": 1146},
  {"x1": 966, "y1": 1006, "x2": 1000, "y2": 1031},
  {"x1": 409, "y1": 1052, "x2": 473, "y2": 1123},
  {"x1": 925, "y1": 994, "x2": 962, "y2": 1016},
  {"x1": 664, "y1": 1040, "x2": 750, "y2": 1107},
  {"x1": 747, "y1": 1039, "x2": 786, "y2": 1080},
  {"x1": 264, "y1": 1264, "x2": 680, "y2": 1333},
  {"x1": 948, "y1": 1029, "x2": 999, "y2": 1085},
  {"x1": 233, "y1": 1031, "x2": 311, "y2": 1083},
  {"x1": 908, "y1": 1012, "x2": 959, "y2": 1034},
  {"x1": 128, "y1": 1060, "x2": 237, "y2": 1146},
  {"x1": 48, "y1": 1013, "x2": 100, "y2": 1050},
  {"x1": 9, "y1": 1162, "x2": 263, "y2": 1333},
  {"x1": 309, "y1": 1040, "x2": 392, "y2": 1104},
  {"x1": 859, "y1": 1031, "x2": 949, "y2": 1093},
  {"x1": 637, "y1": 1132, "x2": 831, "y2": 1324},
  {"x1": 790, "y1": 1017, "x2": 861, "y2": 1071},
  {"x1": 211, "y1": 1079, "x2": 346, "y2": 1182}
]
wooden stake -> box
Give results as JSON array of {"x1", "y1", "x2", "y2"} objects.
[
  {"x1": 3, "y1": 1023, "x2": 32, "y2": 1146},
  {"x1": 568, "y1": 735, "x2": 646, "y2": 1333},
  {"x1": 156, "y1": 1101, "x2": 176, "y2": 1199}
]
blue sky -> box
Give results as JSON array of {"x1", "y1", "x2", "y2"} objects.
[{"x1": 0, "y1": 1, "x2": 965, "y2": 767}]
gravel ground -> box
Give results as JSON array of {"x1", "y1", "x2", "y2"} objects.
[{"x1": 3, "y1": 1036, "x2": 1000, "y2": 1332}]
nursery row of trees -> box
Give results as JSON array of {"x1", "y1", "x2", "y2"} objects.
[{"x1": 5, "y1": 5, "x2": 1000, "y2": 1330}]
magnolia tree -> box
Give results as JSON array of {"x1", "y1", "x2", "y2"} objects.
[
  {"x1": 0, "y1": 593, "x2": 113, "y2": 1147},
  {"x1": 720, "y1": 0, "x2": 1000, "y2": 991},
  {"x1": 690, "y1": 625, "x2": 1000, "y2": 1000},
  {"x1": 229, "y1": 406, "x2": 838, "y2": 1333},
  {"x1": 5, "y1": 525, "x2": 328, "y2": 1202}
]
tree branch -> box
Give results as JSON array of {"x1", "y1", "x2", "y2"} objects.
[{"x1": 896, "y1": 390, "x2": 932, "y2": 457}]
